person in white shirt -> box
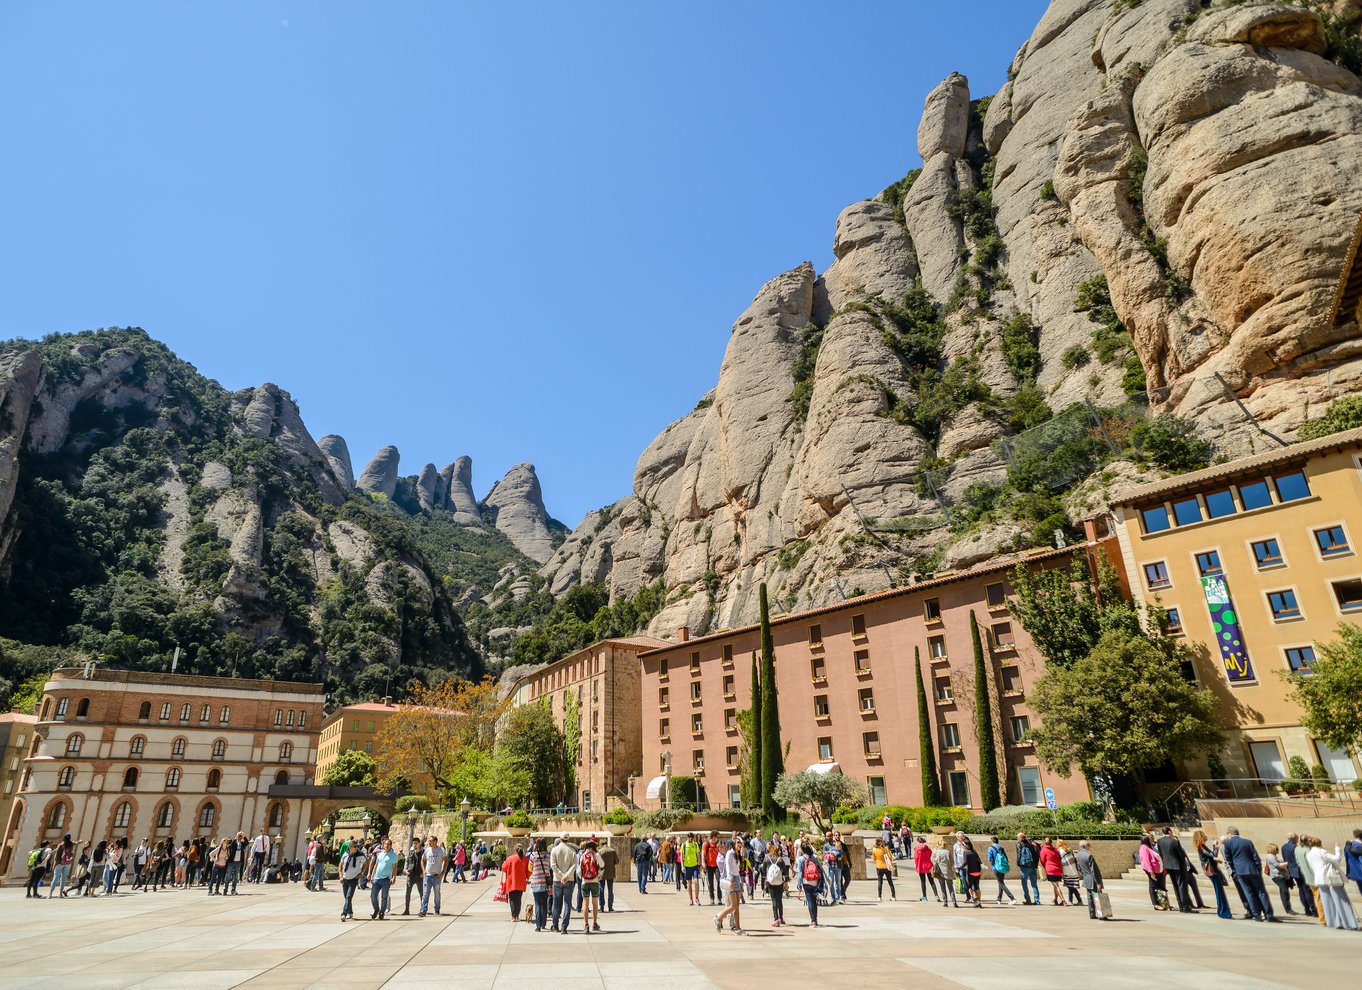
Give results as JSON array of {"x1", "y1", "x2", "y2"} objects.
[
  {"x1": 250, "y1": 828, "x2": 271, "y2": 883},
  {"x1": 1305, "y1": 837, "x2": 1359, "y2": 930},
  {"x1": 420, "y1": 836, "x2": 446, "y2": 916},
  {"x1": 338, "y1": 844, "x2": 367, "y2": 922},
  {"x1": 550, "y1": 837, "x2": 578, "y2": 933},
  {"x1": 714, "y1": 839, "x2": 745, "y2": 935}
]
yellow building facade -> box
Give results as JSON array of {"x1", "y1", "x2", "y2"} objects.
[{"x1": 1111, "y1": 426, "x2": 1362, "y2": 786}]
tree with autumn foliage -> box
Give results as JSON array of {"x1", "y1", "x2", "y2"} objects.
[{"x1": 372, "y1": 676, "x2": 510, "y2": 801}]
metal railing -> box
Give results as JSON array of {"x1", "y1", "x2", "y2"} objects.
[{"x1": 1185, "y1": 777, "x2": 1362, "y2": 819}]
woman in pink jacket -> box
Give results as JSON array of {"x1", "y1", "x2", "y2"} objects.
[
  {"x1": 1038, "y1": 838, "x2": 1064, "y2": 905},
  {"x1": 1137, "y1": 834, "x2": 1169, "y2": 910},
  {"x1": 913, "y1": 836, "x2": 940, "y2": 902}
]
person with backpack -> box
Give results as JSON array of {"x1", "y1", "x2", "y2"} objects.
[
  {"x1": 400, "y1": 838, "x2": 423, "y2": 915},
  {"x1": 1015, "y1": 832, "x2": 1041, "y2": 905},
  {"x1": 1137, "y1": 834, "x2": 1170, "y2": 910},
  {"x1": 338, "y1": 842, "x2": 367, "y2": 921},
  {"x1": 528, "y1": 838, "x2": 553, "y2": 930},
  {"x1": 578, "y1": 839, "x2": 604, "y2": 933},
  {"x1": 872, "y1": 838, "x2": 897, "y2": 901},
  {"x1": 632, "y1": 834, "x2": 653, "y2": 894},
  {"x1": 25, "y1": 841, "x2": 51, "y2": 897},
  {"x1": 762, "y1": 845, "x2": 789, "y2": 926},
  {"x1": 986, "y1": 836, "x2": 1016, "y2": 905},
  {"x1": 796, "y1": 841, "x2": 823, "y2": 927}
]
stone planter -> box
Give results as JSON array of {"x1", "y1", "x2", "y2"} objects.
[
  {"x1": 505, "y1": 826, "x2": 533, "y2": 838},
  {"x1": 931, "y1": 826, "x2": 955, "y2": 835},
  {"x1": 832, "y1": 823, "x2": 859, "y2": 834},
  {"x1": 605, "y1": 823, "x2": 633, "y2": 836}
]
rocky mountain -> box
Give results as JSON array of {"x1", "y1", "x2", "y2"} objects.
[{"x1": 543, "y1": 0, "x2": 1362, "y2": 639}]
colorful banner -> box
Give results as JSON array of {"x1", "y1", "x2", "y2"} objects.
[{"x1": 1201, "y1": 575, "x2": 1255, "y2": 683}]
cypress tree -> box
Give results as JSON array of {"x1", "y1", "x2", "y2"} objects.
[
  {"x1": 758, "y1": 583, "x2": 784, "y2": 818},
  {"x1": 971, "y1": 609, "x2": 1001, "y2": 811},
  {"x1": 747, "y1": 649, "x2": 762, "y2": 810},
  {"x1": 915, "y1": 646, "x2": 943, "y2": 806}
]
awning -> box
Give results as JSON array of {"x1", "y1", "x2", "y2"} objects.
[
  {"x1": 807, "y1": 762, "x2": 841, "y2": 775},
  {"x1": 645, "y1": 775, "x2": 668, "y2": 799}
]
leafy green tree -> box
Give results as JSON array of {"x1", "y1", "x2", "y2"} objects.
[
  {"x1": 447, "y1": 746, "x2": 532, "y2": 810},
  {"x1": 758, "y1": 584, "x2": 784, "y2": 819},
  {"x1": 771, "y1": 770, "x2": 866, "y2": 833},
  {"x1": 498, "y1": 698, "x2": 570, "y2": 807},
  {"x1": 321, "y1": 749, "x2": 378, "y2": 788},
  {"x1": 1130, "y1": 414, "x2": 1212, "y2": 472},
  {"x1": 748, "y1": 649, "x2": 762, "y2": 811},
  {"x1": 1009, "y1": 557, "x2": 1141, "y2": 668},
  {"x1": 1028, "y1": 629, "x2": 1223, "y2": 794},
  {"x1": 914, "y1": 647, "x2": 942, "y2": 805},
  {"x1": 1284, "y1": 623, "x2": 1362, "y2": 752},
  {"x1": 1299, "y1": 396, "x2": 1362, "y2": 441},
  {"x1": 970, "y1": 611, "x2": 1001, "y2": 810}
]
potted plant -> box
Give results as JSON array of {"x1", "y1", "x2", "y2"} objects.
[
  {"x1": 502, "y1": 810, "x2": 535, "y2": 837},
  {"x1": 1206, "y1": 753, "x2": 1231, "y2": 798},
  {"x1": 603, "y1": 806, "x2": 635, "y2": 835}
]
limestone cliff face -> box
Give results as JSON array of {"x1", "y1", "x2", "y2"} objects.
[
  {"x1": 545, "y1": 0, "x2": 1362, "y2": 636},
  {"x1": 482, "y1": 463, "x2": 557, "y2": 564}
]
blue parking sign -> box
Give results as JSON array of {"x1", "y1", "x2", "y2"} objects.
[{"x1": 1044, "y1": 787, "x2": 1057, "y2": 810}]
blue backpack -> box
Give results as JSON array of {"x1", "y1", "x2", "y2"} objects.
[
  {"x1": 992, "y1": 847, "x2": 1010, "y2": 875},
  {"x1": 1017, "y1": 842, "x2": 1035, "y2": 868}
]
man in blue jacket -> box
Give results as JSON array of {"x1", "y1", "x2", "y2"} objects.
[
  {"x1": 1281, "y1": 833, "x2": 1317, "y2": 918},
  {"x1": 1222, "y1": 828, "x2": 1280, "y2": 922}
]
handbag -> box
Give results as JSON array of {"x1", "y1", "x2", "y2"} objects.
[
  {"x1": 1320, "y1": 862, "x2": 1345, "y2": 888},
  {"x1": 1095, "y1": 890, "x2": 1114, "y2": 919}
]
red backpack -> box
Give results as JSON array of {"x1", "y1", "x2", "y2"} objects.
[
  {"x1": 580, "y1": 852, "x2": 599, "y2": 881},
  {"x1": 803, "y1": 858, "x2": 821, "y2": 884}
]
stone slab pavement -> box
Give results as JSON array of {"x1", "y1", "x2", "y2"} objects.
[{"x1": 1, "y1": 871, "x2": 1357, "y2": 989}]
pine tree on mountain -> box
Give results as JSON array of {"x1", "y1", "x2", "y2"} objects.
[
  {"x1": 758, "y1": 584, "x2": 783, "y2": 819},
  {"x1": 971, "y1": 609, "x2": 1000, "y2": 811},
  {"x1": 915, "y1": 646, "x2": 943, "y2": 806}
]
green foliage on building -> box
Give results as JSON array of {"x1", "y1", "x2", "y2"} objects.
[{"x1": 970, "y1": 610, "x2": 1001, "y2": 811}]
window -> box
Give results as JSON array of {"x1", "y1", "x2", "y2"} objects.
[
  {"x1": 1018, "y1": 767, "x2": 1042, "y2": 805},
  {"x1": 923, "y1": 598, "x2": 941, "y2": 622},
  {"x1": 818, "y1": 737, "x2": 834, "y2": 760},
  {"x1": 273, "y1": 709, "x2": 282, "y2": 728},
  {"x1": 1331, "y1": 579, "x2": 1362, "y2": 613},
  {"x1": 122, "y1": 767, "x2": 138, "y2": 788},
  {"x1": 1314, "y1": 740, "x2": 1358, "y2": 784},
  {"x1": 1144, "y1": 561, "x2": 1171, "y2": 590},
  {"x1": 1274, "y1": 470, "x2": 1311, "y2": 503},
  {"x1": 1284, "y1": 645, "x2": 1316, "y2": 672},
  {"x1": 1252, "y1": 538, "x2": 1284, "y2": 568},
  {"x1": 75, "y1": 698, "x2": 90, "y2": 719},
  {"x1": 728, "y1": 784, "x2": 742, "y2": 807},
  {"x1": 138, "y1": 701, "x2": 151, "y2": 720},
  {"x1": 1204, "y1": 489, "x2": 1237, "y2": 518},
  {"x1": 658, "y1": 659, "x2": 668, "y2": 680},
  {"x1": 935, "y1": 678, "x2": 953, "y2": 702},
  {"x1": 211, "y1": 739, "x2": 226, "y2": 759},
  {"x1": 1009, "y1": 715, "x2": 1030, "y2": 743},
  {"x1": 854, "y1": 649, "x2": 871, "y2": 673},
  {"x1": 1171, "y1": 497, "x2": 1202, "y2": 526},
  {"x1": 56, "y1": 698, "x2": 68, "y2": 719},
  {"x1": 719, "y1": 708, "x2": 734, "y2": 732},
  {"x1": 58, "y1": 766, "x2": 74, "y2": 788},
  {"x1": 941, "y1": 723, "x2": 961, "y2": 749},
  {"x1": 156, "y1": 802, "x2": 173, "y2": 828},
  {"x1": 279, "y1": 741, "x2": 293, "y2": 762},
  {"x1": 130, "y1": 736, "x2": 145, "y2": 757},
  {"x1": 65, "y1": 734, "x2": 82, "y2": 756},
  {"x1": 1239, "y1": 480, "x2": 1273, "y2": 510},
  {"x1": 48, "y1": 805, "x2": 67, "y2": 830},
  {"x1": 298, "y1": 711, "x2": 306, "y2": 729},
  {"x1": 852, "y1": 614, "x2": 867, "y2": 638},
  {"x1": 722, "y1": 644, "x2": 734, "y2": 665},
  {"x1": 726, "y1": 746, "x2": 739, "y2": 769},
  {"x1": 171, "y1": 737, "x2": 186, "y2": 757},
  {"x1": 985, "y1": 583, "x2": 1006, "y2": 608},
  {"x1": 350, "y1": 718, "x2": 360, "y2": 732},
  {"x1": 166, "y1": 767, "x2": 181, "y2": 788},
  {"x1": 948, "y1": 771, "x2": 970, "y2": 807},
  {"x1": 200, "y1": 804, "x2": 217, "y2": 829},
  {"x1": 1315, "y1": 525, "x2": 1351, "y2": 558},
  {"x1": 929, "y1": 635, "x2": 947, "y2": 660},
  {"x1": 659, "y1": 718, "x2": 670, "y2": 740},
  {"x1": 690, "y1": 651, "x2": 701, "y2": 673},
  {"x1": 286, "y1": 710, "x2": 295, "y2": 728},
  {"x1": 1249, "y1": 741, "x2": 1286, "y2": 782},
  {"x1": 1268, "y1": 589, "x2": 1302, "y2": 621},
  {"x1": 691, "y1": 714, "x2": 703, "y2": 735},
  {"x1": 1195, "y1": 550, "x2": 1223, "y2": 577},
  {"x1": 364, "y1": 740, "x2": 373, "y2": 753},
  {"x1": 809, "y1": 623, "x2": 823, "y2": 645},
  {"x1": 113, "y1": 802, "x2": 131, "y2": 829},
  {"x1": 269, "y1": 803, "x2": 284, "y2": 828},
  {"x1": 1001, "y1": 667, "x2": 1023, "y2": 693},
  {"x1": 690, "y1": 682, "x2": 702, "y2": 702},
  {"x1": 207, "y1": 768, "x2": 221, "y2": 790},
  {"x1": 722, "y1": 675, "x2": 735, "y2": 698},
  {"x1": 1141, "y1": 505, "x2": 1170, "y2": 533},
  {"x1": 811, "y1": 657, "x2": 826, "y2": 682},
  {"x1": 814, "y1": 695, "x2": 830, "y2": 717},
  {"x1": 692, "y1": 750, "x2": 705, "y2": 772},
  {"x1": 991, "y1": 622, "x2": 1016, "y2": 650},
  {"x1": 179, "y1": 703, "x2": 191, "y2": 722},
  {"x1": 199, "y1": 704, "x2": 210, "y2": 723},
  {"x1": 159, "y1": 702, "x2": 171, "y2": 721},
  {"x1": 39, "y1": 699, "x2": 50, "y2": 721},
  {"x1": 1165, "y1": 608, "x2": 1183, "y2": 635},
  {"x1": 659, "y1": 687, "x2": 670, "y2": 708},
  {"x1": 858, "y1": 688, "x2": 875, "y2": 712},
  {"x1": 867, "y1": 775, "x2": 887, "y2": 805},
  {"x1": 863, "y1": 731, "x2": 881, "y2": 756},
  {"x1": 219, "y1": 705, "x2": 230, "y2": 724}
]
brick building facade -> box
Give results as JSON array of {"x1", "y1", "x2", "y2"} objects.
[{"x1": 0, "y1": 711, "x2": 38, "y2": 875}]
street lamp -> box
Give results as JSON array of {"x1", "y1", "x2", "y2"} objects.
[
  {"x1": 407, "y1": 808, "x2": 418, "y2": 847},
  {"x1": 361, "y1": 812, "x2": 373, "y2": 842},
  {"x1": 627, "y1": 774, "x2": 637, "y2": 809},
  {"x1": 459, "y1": 796, "x2": 471, "y2": 846},
  {"x1": 662, "y1": 750, "x2": 672, "y2": 811}
]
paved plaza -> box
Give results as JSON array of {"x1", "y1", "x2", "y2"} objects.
[{"x1": 0, "y1": 874, "x2": 1356, "y2": 989}]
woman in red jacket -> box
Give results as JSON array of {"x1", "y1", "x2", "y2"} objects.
[
  {"x1": 1038, "y1": 838, "x2": 1064, "y2": 906},
  {"x1": 502, "y1": 845, "x2": 530, "y2": 922},
  {"x1": 913, "y1": 836, "x2": 940, "y2": 902}
]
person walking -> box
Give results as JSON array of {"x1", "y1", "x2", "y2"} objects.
[
  {"x1": 1222, "y1": 827, "x2": 1278, "y2": 922},
  {"x1": 796, "y1": 842, "x2": 822, "y2": 927},
  {"x1": 598, "y1": 840, "x2": 618, "y2": 912},
  {"x1": 369, "y1": 838, "x2": 398, "y2": 919},
  {"x1": 1040, "y1": 837, "x2": 1066, "y2": 906},
  {"x1": 338, "y1": 842, "x2": 367, "y2": 921},
  {"x1": 1156, "y1": 827, "x2": 1195, "y2": 913},
  {"x1": 683, "y1": 833, "x2": 702, "y2": 906},
  {"x1": 701, "y1": 832, "x2": 720, "y2": 906},
  {"x1": 249, "y1": 828, "x2": 270, "y2": 884},
  {"x1": 1193, "y1": 830, "x2": 1232, "y2": 920},
  {"x1": 1137, "y1": 835, "x2": 1169, "y2": 910},
  {"x1": 1344, "y1": 829, "x2": 1362, "y2": 898},
  {"x1": 986, "y1": 836, "x2": 1016, "y2": 905},
  {"x1": 1075, "y1": 840, "x2": 1106, "y2": 920},
  {"x1": 1305, "y1": 836, "x2": 1358, "y2": 930},
  {"x1": 872, "y1": 838, "x2": 897, "y2": 901},
  {"x1": 503, "y1": 844, "x2": 530, "y2": 922},
  {"x1": 961, "y1": 838, "x2": 983, "y2": 908},
  {"x1": 130, "y1": 838, "x2": 149, "y2": 891},
  {"x1": 579, "y1": 840, "x2": 605, "y2": 933},
  {"x1": 714, "y1": 839, "x2": 745, "y2": 934},
  {"x1": 528, "y1": 838, "x2": 553, "y2": 931},
  {"x1": 1293, "y1": 834, "x2": 1328, "y2": 927},
  {"x1": 47, "y1": 835, "x2": 75, "y2": 898},
  {"x1": 1282, "y1": 833, "x2": 1318, "y2": 919},
  {"x1": 763, "y1": 844, "x2": 789, "y2": 926},
  {"x1": 25, "y1": 841, "x2": 51, "y2": 898},
  {"x1": 632, "y1": 834, "x2": 652, "y2": 894},
  {"x1": 1015, "y1": 832, "x2": 1041, "y2": 905},
  {"x1": 1264, "y1": 843, "x2": 1297, "y2": 915},
  {"x1": 401, "y1": 839, "x2": 423, "y2": 915},
  {"x1": 913, "y1": 836, "x2": 939, "y2": 902},
  {"x1": 931, "y1": 835, "x2": 959, "y2": 908},
  {"x1": 550, "y1": 836, "x2": 577, "y2": 934},
  {"x1": 655, "y1": 835, "x2": 671, "y2": 885},
  {"x1": 84, "y1": 840, "x2": 107, "y2": 896},
  {"x1": 419, "y1": 835, "x2": 445, "y2": 917},
  {"x1": 307, "y1": 838, "x2": 328, "y2": 892},
  {"x1": 1057, "y1": 839, "x2": 1083, "y2": 905},
  {"x1": 207, "y1": 839, "x2": 230, "y2": 895}
]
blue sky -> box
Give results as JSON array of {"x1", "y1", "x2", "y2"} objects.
[{"x1": 0, "y1": 1, "x2": 1044, "y2": 527}]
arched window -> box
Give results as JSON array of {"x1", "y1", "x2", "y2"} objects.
[
  {"x1": 122, "y1": 767, "x2": 138, "y2": 788},
  {"x1": 199, "y1": 804, "x2": 216, "y2": 829},
  {"x1": 286, "y1": 710, "x2": 295, "y2": 728},
  {"x1": 159, "y1": 702, "x2": 171, "y2": 720},
  {"x1": 273, "y1": 709, "x2": 283, "y2": 727},
  {"x1": 138, "y1": 701, "x2": 151, "y2": 720},
  {"x1": 56, "y1": 698, "x2": 69, "y2": 719},
  {"x1": 219, "y1": 705, "x2": 231, "y2": 724},
  {"x1": 171, "y1": 737, "x2": 186, "y2": 758},
  {"x1": 279, "y1": 741, "x2": 293, "y2": 763},
  {"x1": 298, "y1": 711, "x2": 307, "y2": 729},
  {"x1": 47, "y1": 804, "x2": 66, "y2": 830},
  {"x1": 65, "y1": 734, "x2": 82, "y2": 756},
  {"x1": 274, "y1": 770, "x2": 289, "y2": 785},
  {"x1": 211, "y1": 739, "x2": 226, "y2": 759},
  {"x1": 166, "y1": 767, "x2": 181, "y2": 789},
  {"x1": 57, "y1": 766, "x2": 74, "y2": 788},
  {"x1": 179, "y1": 703, "x2": 191, "y2": 722},
  {"x1": 268, "y1": 802, "x2": 284, "y2": 828},
  {"x1": 21, "y1": 767, "x2": 32, "y2": 790},
  {"x1": 76, "y1": 698, "x2": 90, "y2": 718},
  {"x1": 130, "y1": 736, "x2": 145, "y2": 757},
  {"x1": 156, "y1": 802, "x2": 173, "y2": 828},
  {"x1": 206, "y1": 768, "x2": 221, "y2": 790},
  {"x1": 113, "y1": 802, "x2": 131, "y2": 829},
  {"x1": 40, "y1": 698, "x2": 51, "y2": 721},
  {"x1": 200, "y1": 704, "x2": 211, "y2": 722}
]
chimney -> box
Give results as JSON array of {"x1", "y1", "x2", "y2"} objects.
[
  {"x1": 381, "y1": 696, "x2": 393, "y2": 707},
  {"x1": 678, "y1": 625, "x2": 690, "y2": 642}
]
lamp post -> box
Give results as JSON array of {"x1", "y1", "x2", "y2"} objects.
[
  {"x1": 459, "y1": 796, "x2": 471, "y2": 846},
  {"x1": 627, "y1": 774, "x2": 636, "y2": 809},
  {"x1": 407, "y1": 808, "x2": 418, "y2": 849},
  {"x1": 361, "y1": 812, "x2": 373, "y2": 843},
  {"x1": 661, "y1": 751, "x2": 672, "y2": 811}
]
